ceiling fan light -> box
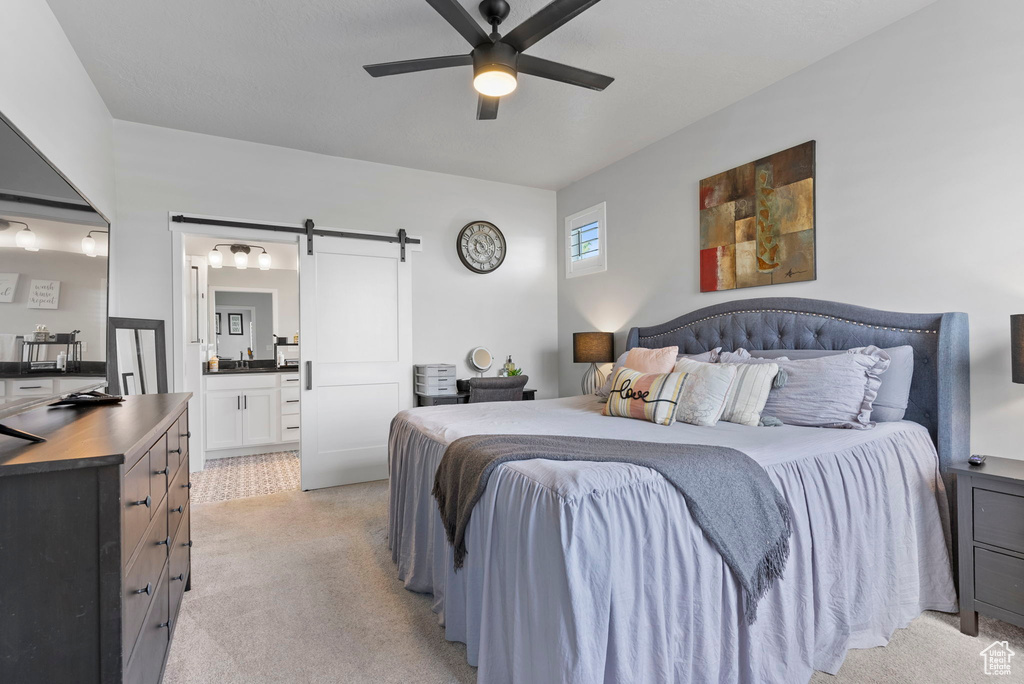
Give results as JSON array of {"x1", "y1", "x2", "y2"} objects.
[
  {"x1": 258, "y1": 250, "x2": 271, "y2": 270},
  {"x1": 473, "y1": 67, "x2": 517, "y2": 97},
  {"x1": 15, "y1": 226, "x2": 36, "y2": 250}
]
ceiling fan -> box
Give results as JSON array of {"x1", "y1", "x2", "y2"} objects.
[{"x1": 363, "y1": 0, "x2": 613, "y2": 120}]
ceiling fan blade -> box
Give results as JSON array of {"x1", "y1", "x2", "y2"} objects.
[
  {"x1": 517, "y1": 54, "x2": 613, "y2": 91},
  {"x1": 425, "y1": 0, "x2": 492, "y2": 47},
  {"x1": 477, "y1": 95, "x2": 500, "y2": 120},
  {"x1": 363, "y1": 54, "x2": 473, "y2": 77},
  {"x1": 501, "y1": 0, "x2": 603, "y2": 53}
]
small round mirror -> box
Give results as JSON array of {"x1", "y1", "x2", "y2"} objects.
[{"x1": 469, "y1": 347, "x2": 493, "y2": 374}]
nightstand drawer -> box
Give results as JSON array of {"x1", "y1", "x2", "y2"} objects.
[
  {"x1": 975, "y1": 488, "x2": 1024, "y2": 554},
  {"x1": 975, "y1": 548, "x2": 1024, "y2": 617}
]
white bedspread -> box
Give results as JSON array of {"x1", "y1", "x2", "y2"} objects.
[{"x1": 388, "y1": 396, "x2": 957, "y2": 683}]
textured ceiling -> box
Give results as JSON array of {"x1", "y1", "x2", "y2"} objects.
[{"x1": 46, "y1": 0, "x2": 934, "y2": 189}]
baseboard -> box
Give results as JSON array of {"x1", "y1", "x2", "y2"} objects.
[{"x1": 205, "y1": 442, "x2": 299, "y2": 460}]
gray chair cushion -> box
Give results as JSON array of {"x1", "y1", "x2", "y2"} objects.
[{"x1": 748, "y1": 346, "x2": 913, "y2": 422}]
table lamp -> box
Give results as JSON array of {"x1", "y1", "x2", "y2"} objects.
[
  {"x1": 1012, "y1": 315, "x2": 1024, "y2": 383},
  {"x1": 573, "y1": 332, "x2": 614, "y2": 395}
]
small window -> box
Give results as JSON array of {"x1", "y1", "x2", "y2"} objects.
[{"x1": 565, "y1": 202, "x2": 607, "y2": 278}]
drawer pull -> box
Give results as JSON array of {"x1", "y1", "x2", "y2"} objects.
[
  {"x1": 286, "y1": 426, "x2": 300, "y2": 430},
  {"x1": 169, "y1": 448, "x2": 182, "y2": 455},
  {"x1": 183, "y1": 431, "x2": 191, "y2": 438},
  {"x1": 184, "y1": 540, "x2": 193, "y2": 548},
  {"x1": 171, "y1": 573, "x2": 185, "y2": 582},
  {"x1": 133, "y1": 495, "x2": 152, "y2": 508},
  {"x1": 286, "y1": 399, "x2": 300, "y2": 403},
  {"x1": 171, "y1": 505, "x2": 183, "y2": 514},
  {"x1": 133, "y1": 582, "x2": 153, "y2": 596},
  {"x1": 285, "y1": 378, "x2": 299, "y2": 382},
  {"x1": 155, "y1": 467, "x2": 169, "y2": 476},
  {"x1": 158, "y1": 620, "x2": 172, "y2": 630},
  {"x1": 157, "y1": 536, "x2": 171, "y2": 546}
]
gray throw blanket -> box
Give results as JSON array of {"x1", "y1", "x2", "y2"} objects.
[{"x1": 432, "y1": 434, "x2": 791, "y2": 624}]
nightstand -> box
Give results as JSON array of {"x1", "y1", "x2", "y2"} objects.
[{"x1": 953, "y1": 457, "x2": 1024, "y2": 636}]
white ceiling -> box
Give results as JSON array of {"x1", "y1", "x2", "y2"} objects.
[
  {"x1": 46, "y1": 0, "x2": 934, "y2": 190},
  {"x1": 183, "y1": 234, "x2": 298, "y2": 271}
]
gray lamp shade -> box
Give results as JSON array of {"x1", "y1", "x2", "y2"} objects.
[
  {"x1": 573, "y1": 332, "x2": 614, "y2": 364},
  {"x1": 1013, "y1": 315, "x2": 1024, "y2": 383}
]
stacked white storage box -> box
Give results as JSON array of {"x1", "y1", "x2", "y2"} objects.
[{"x1": 414, "y1": 364, "x2": 457, "y2": 396}]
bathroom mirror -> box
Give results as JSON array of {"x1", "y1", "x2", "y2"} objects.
[
  {"x1": 107, "y1": 317, "x2": 167, "y2": 395},
  {"x1": 469, "y1": 346, "x2": 493, "y2": 375}
]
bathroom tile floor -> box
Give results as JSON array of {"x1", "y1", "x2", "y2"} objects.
[{"x1": 190, "y1": 451, "x2": 300, "y2": 504}]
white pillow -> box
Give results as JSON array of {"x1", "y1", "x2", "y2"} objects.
[
  {"x1": 672, "y1": 358, "x2": 737, "y2": 426},
  {"x1": 718, "y1": 362, "x2": 780, "y2": 426}
]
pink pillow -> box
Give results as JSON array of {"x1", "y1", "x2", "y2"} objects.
[{"x1": 623, "y1": 346, "x2": 679, "y2": 374}]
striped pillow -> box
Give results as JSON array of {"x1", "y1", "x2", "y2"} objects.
[
  {"x1": 718, "y1": 362, "x2": 780, "y2": 426},
  {"x1": 602, "y1": 368, "x2": 689, "y2": 426}
]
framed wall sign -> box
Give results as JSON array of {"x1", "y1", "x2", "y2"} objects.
[
  {"x1": 27, "y1": 279, "x2": 60, "y2": 309},
  {"x1": 228, "y1": 313, "x2": 243, "y2": 335},
  {"x1": 0, "y1": 273, "x2": 18, "y2": 303}
]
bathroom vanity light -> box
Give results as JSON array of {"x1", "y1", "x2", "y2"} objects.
[
  {"x1": 11, "y1": 221, "x2": 36, "y2": 251},
  {"x1": 258, "y1": 249, "x2": 271, "y2": 270},
  {"x1": 81, "y1": 230, "x2": 108, "y2": 257},
  {"x1": 207, "y1": 243, "x2": 271, "y2": 270}
]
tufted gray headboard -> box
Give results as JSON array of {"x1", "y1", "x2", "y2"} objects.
[{"x1": 625, "y1": 297, "x2": 970, "y2": 490}]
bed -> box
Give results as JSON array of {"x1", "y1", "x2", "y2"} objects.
[{"x1": 388, "y1": 297, "x2": 970, "y2": 683}]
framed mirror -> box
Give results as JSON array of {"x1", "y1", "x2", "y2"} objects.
[
  {"x1": 107, "y1": 318, "x2": 167, "y2": 395},
  {"x1": 468, "y1": 346, "x2": 493, "y2": 376},
  {"x1": 0, "y1": 113, "x2": 110, "y2": 432}
]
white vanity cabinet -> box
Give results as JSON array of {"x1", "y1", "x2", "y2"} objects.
[{"x1": 203, "y1": 372, "x2": 298, "y2": 456}]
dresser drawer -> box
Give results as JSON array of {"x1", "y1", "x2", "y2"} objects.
[
  {"x1": 974, "y1": 488, "x2": 1024, "y2": 554},
  {"x1": 280, "y1": 373, "x2": 300, "y2": 387},
  {"x1": 167, "y1": 412, "x2": 188, "y2": 474},
  {"x1": 124, "y1": 452, "x2": 153, "y2": 566},
  {"x1": 168, "y1": 503, "x2": 191, "y2": 618},
  {"x1": 168, "y1": 460, "x2": 190, "y2": 537},
  {"x1": 149, "y1": 435, "x2": 168, "y2": 498},
  {"x1": 124, "y1": 504, "x2": 169, "y2": 656},
  {"x1": 975, "y1": 547, "x2": 1024, "y2": 617},
  {"x1": 282, "y1": 412, "x2": 300, "y2": 440},
  {"x1": 281, "y1": 391, "x2": 300, "y2": 415},
  {"x1": 124, "y1": 574, "x2": 170, "y2": 684}
]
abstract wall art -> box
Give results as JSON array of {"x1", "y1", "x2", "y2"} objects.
[{"x1": 699, "y1": 141, "x2": 815, "y2": 292}]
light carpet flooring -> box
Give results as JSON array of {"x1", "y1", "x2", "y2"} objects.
[
  {"x1": 189, "y1": 451, "x2": 300, "y2": 504},
  {"x1": 166, "y1": 481, "x2": 1024, "y2": 683}
]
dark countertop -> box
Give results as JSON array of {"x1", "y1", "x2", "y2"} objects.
[
  {"x1": 0, "y1": 393, "x2": 191, "y2": 477},
  {"x1": 0, "y1": 373, "x2": 106, "y2": 380},
  {"x1": 204, "y1": 366, "x2": 299, "y2": 376}
]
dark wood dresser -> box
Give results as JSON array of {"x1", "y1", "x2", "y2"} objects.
[
  {"x1": 0, "y1": 393, "x2": 192, "y2": 683},
  {"x1": 953, "y1": 457, "x2": 1024, "y2": 636}
]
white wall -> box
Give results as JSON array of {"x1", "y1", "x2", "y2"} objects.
[
  {"x1": 0, "y1": 0, "x2": 115, "y2": 223},
  {"x1": 113, "y1": 121, "x2": 559, "y2": 396},
  {"x1": 0, "y1": 248, "x2": 107, "y2": 361},
  {"x1": 556, "y1": 0, "x2": 1024, "y2": 456}
]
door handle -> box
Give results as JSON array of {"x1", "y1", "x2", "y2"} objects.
[
  {"x1": 237, "y1": 395, "x2": 241, "y2": 410},
  {"x1": 305, "y1": 361, "x2": 312, "y2": 391},
  {"x1": 244, "y1": 395, "x2": 247, "y2": 410}
]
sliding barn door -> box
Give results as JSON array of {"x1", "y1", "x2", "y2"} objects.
[{"x1": 298, "y1": 233, "x2": 413, "y2": 490}]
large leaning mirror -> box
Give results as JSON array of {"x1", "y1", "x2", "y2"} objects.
[
  {"x1": 107, "y1": 318, "x2": 168, "y2": 395},
  {"x1": 0, "y1": 114, "x2": 110, "y2": 434}
]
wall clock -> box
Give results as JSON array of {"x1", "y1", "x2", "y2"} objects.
[{"x1": 457, "y1": 221, "x2": 506, "y2": 274}]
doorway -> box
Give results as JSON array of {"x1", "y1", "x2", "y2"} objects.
[{"x1": 171, "y1": 215, "x2": 419, "y2": 493}]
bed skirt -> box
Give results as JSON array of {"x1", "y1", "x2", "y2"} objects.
[{"x1": 388, "y1": 417, "x2": 957, "y2": 684}]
